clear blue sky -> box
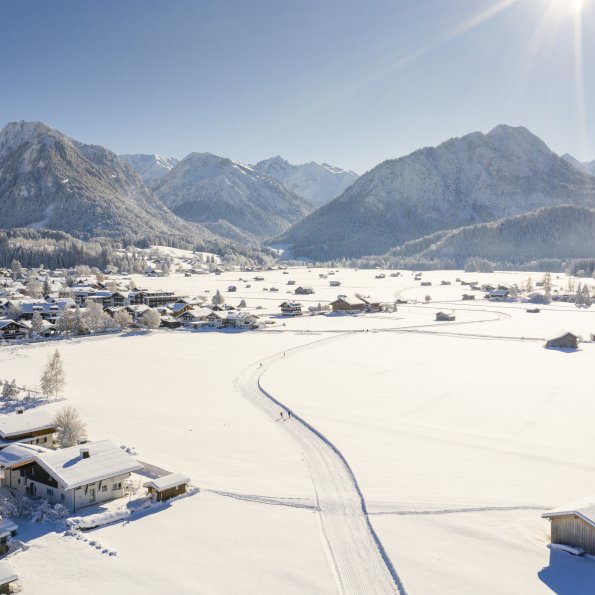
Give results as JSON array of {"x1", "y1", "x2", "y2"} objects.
[{"x1": 1, "y1": 0, "x2": 593, "y2": 173}]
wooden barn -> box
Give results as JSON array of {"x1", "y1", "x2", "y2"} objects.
[
  {"x1": 546, "y1": 332, "x2": 579, "y2": 349},
  {"x1": 542, "y1": 499, "x2": 595, "y2": 555},
  {"x1": 435, "y1": 311, "x2": 456, "y2": 321},
  {"x1": 144, "y1": 473, "x2": 190, "y2": 502}
]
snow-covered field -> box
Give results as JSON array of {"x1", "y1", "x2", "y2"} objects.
[{"x1": 1, "y1": 266, "x2": 594, "y2": 593}]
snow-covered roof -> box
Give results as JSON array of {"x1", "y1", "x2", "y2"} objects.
[
  {"x1": 35, "y1": 440, "x2": 143, "y2": 490},
  {"x1": 0, "y1": 560, "x2": 18, "y2": 585},
  {"x1": 0, "y1": 319, "x2": 28, "y2": 330},
  {"x1": 542, "y1": 495, "x2": 595, "y2": 528},
  {"x1": 0, "y1": 442, "x2": 51, "y2": 468},
  {"x1": 0, "y1": 518, "x2": 18, "y2": 539},
  {"x1": 0, "y1": 408, "x2": 56, "y2": 439},
  {"x1": 143, "y1": 472, "x2": 190, "y2": 491},
  {"x1": 225, "y1": 311, "x2": 258, "y2": 321}
]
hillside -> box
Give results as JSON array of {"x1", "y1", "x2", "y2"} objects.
[
  {"x1": 275, "y1": 125, "x2": 595, "y2": 260},
  {"x1": 0, "y1": 121, "x2": 214, "y2": 244},
  {"x1": 152, "y1": 152, "x2": 313, "y2": 241},
  {"x1": 253, "y1": 156, "x2": 358, "y2": 207}
]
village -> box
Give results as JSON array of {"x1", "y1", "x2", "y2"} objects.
[{"x1": 0, "y1": 252, "x2": 595, "y2": 592}]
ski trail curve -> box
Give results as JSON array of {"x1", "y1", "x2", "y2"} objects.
[{"x1": 234, "y1": 334, "x2": 406, "y2": 595}]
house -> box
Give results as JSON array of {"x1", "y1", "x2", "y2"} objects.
[
  {"x1": 330, "y1": 296, "x2": 367, "y2": 313},
  {"x1": 542, "y1": 497, "x2": 595, "y2": 555},
  {"x1": 167, "y1": 302, "x2": 193, "y2": 317},
  {"x1": 0, "y1": 320, "x2": 29, "y2": 340},
  {"x1": 295, "y1": 286, "x2": 314, "y2": 295},
  {"x1": 435, "y1": 311, "x2": 456, "y2": 321},
  {"x1": 546, "y1": 332, "x2": 579, "y2": 349},
  {"x1": 10, "y1": 298, "x2": 76, "y2": 322},
  {"x1": 0, "y1": 408, "x2": 57, "y2": 448},
  {"x1": 136, "y1": 291, "x2": 186, "y2": 308},
  {"x1": 0, "y1": 560, "x2": 18, "y2": 594},
  {"x1": 487, "y1": 289, "x2": 509, "y2": 301},
  {"x1": 280, "y1": 302, "x2": 302, "y2": 316},
  {"x1": 223, "y1": 312, "x2": 261, "y2": 329},
  {"x1": 144, "y1": 473, "x2": 190, "y2": 502},
  {"x1": 178, "y1": 308, "x2": 213, "y2": 329},
  {"x1": 0, "y1": 440, "x2": 142, "y2": 512}
]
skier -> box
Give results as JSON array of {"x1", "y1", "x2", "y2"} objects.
[
  {"x1": 280, "y1": 411, "x2": 284, "y2": 420},
  {"x1": 288, "y1": 410, "x2": 291, "y2": 419}
]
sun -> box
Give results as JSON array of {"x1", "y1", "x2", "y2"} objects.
[{"x1": 561, "y1": 0, "x2": 586, "y2": 16}]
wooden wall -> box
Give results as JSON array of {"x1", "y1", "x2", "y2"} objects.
[{"x1": 551, "y1": 514, "x2": 595, "y2": 555}]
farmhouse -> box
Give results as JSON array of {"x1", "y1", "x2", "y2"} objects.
[
  {"x1": 280, "y1": 301, "x2": 302, "y2": 316},
  {"x1": 0, "y1": 408, "x2": 57, "y2": 448},
  {"x1": 144, "y1": 473, "x2": 190, "y2": 502},
  {"x1": 542, "y1": 498, "x2": 595, "y2": 555},
  {"x1": 0, "y1": 440, "x2": 142, "y2": 512},
  {"x1": 330, "y1": 296, "x2": 367, "y2": 313},
  {"x1": 546, "y1": 332, "x2": 579, "y2": 349}
]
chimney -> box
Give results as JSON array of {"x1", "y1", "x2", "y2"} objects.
[
  {"x1": 80, "y1": 448, "x2": 90, "y2": 459},
  {"x1": 16, "y1": 407, "x2": 24, "y2": 415}
]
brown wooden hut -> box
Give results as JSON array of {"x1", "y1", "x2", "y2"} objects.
[
  {"x1": 545, "y1": 332, "x2": 579, "y2": 349},
  {"x1": 144, "y1": 473, "x2": 191, "y2": 502},
  {"x1": 542, "y1": 499, "x2": 595, "y2": 555}
]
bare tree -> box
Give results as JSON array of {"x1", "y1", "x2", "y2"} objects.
[
  {"x1": 40, "y1": 349, "x2": 65, "y2": 400},
  {"x1": 54, "y1": 405, "x2": 87, "y2": 447}
]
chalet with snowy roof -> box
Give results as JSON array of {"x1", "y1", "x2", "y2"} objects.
[
  {"x1": 280, "y1": 301, "x2": 302, "y2": 316},
  {"x1": 84, "y1": 291, "x2": 114, "y2": 309},
  {"x1": 486, "y1": 289, "x2": 509, "y2": 301},
  {"x1": 0, "y1": 408, "x2": 57, "y2": 448},
  {"x1": 137, "y1": 291, "x2": 186, "y2": 308},
  {"x1": 0, "y1": 320, "x2": 29, "y2": 340},
  {"x1": 144, "y1": 473, "x2": 190, "y2": 502},
  {"x1": 0, "y1": 560, "x2": 18, "y2": 593},
  {"x1": 0, "y1": 440, "x2": 142, "y2": 512},
  {"x1": 546, "y1": 332, "x2": 579, "y2": 350},
  {"x1": 178, "y1": 308, "x2": 213, "y2": 329},
  {"x1": 223, "y1": 312, "x2": 261, "y2": 329},
  {"x1": 330, "y1": 296, "x2": 367, "y2": 313},
  {"x1": 542, "y1": 497, "x2": 595, "y2": 555},
  {"x1": 2, "y1": 298, "x2": 76, "y2": 322},
  {"x1": 168, "y1": 302, "x2": 194, "y2": 317}
]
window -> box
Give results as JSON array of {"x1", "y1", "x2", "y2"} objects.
[
  {"x1": 47, "y1": 488, "x2": 53, "y2": 496},
  {"x1": 101, "y1": 485, "x2": 107, "y2": 492},
  {"x1": 43, "y1": 437, "x2": 47, "y2": 443},
  {"x1": 112, "y1": 482, "x2": 122, "y2": 490},
  {"x1": 61, "y1": 494, "x2": 65, "y2": 501}
]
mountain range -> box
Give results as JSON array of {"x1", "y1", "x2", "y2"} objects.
[
  {"x1": 275, "y1": 125, "x2": 595, "y2": 260},
  {"x1": 118, "y1": 153, "x2": 179, "y2": 184},
  {"x1": 0, "y1": 121, "x2": 215, "y2": 245},
  {"x1": 562, "y1": 153, "x2": 595, "y2": 177},
  {"x1": 252, "y1": 156, "x2": 358, "y2": 207},
  {"x1": 151, "y1": 152, "x2": 313, "y2": 242}
]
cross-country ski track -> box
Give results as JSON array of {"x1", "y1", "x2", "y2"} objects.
[{"x1": 235, "y1": 333, "x2": 406, "y2": 595}]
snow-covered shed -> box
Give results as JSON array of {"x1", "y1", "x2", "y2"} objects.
[
  {"x1": 542, "y1": 497, "x2": 595, "y2": 555},
  {"x1": 545, "y1": 332, "x2": 579, "y2": 349},
  {"x1": 0, "y1": 519, "x2": 17, "y2": 555},
  {"x1": 0, "y1": 408, "x2": 56, "y2": 448},
  {"x1": 144, "y1": 473, "x2": 190, "y2": 502},
  {"x1": 0, "y1": 560, "x2": 17, "y2": 594}
]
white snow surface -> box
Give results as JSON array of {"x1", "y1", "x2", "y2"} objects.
[{"x1": 2, "y1": 267, "x2": 595, "y2": 593}]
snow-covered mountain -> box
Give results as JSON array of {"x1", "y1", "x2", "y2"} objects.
[
  {"x1": 252, "y1": 156, "x2": 358, "y2": 207},
  {"x1": 562, "y1": 153, "x2": 595, "y2": 177},
  {"x1": 0, "y1": 121, "x2": 215, "y2": 243},
  {"x1": 118, "y1": 153, "x2": 179, "y2": 184},
  {"x1": 152, "y1": 152, "x2": 314, "y2": 241},
  {"x1": 275, "y1": 125, "x2": 595, "y2": 260}
]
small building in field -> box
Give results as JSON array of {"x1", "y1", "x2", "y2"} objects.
[
  {"x1": 295, "y1": 286, "x2": 314, "y2": 295},
  {"x1": 546, "y1": 332, "x2": 579, "y2": 350},
  {"x1": 435, "y1": 311, "x2": 456, "y2": 321},
  {"x1": 280, "y1": 302, "x2": 302, "y2": 316},
  {"x1": 329, "y1": 280, "x2": 341, "y2": 287},
  {"x1": 0, "y1": 408, "x2": 57, "y2": 449},
  {"x1": 462, "y1": 294, "x2": 475, "y2": 300},
  {"x1": 487, "y1": 289, "x2": 509, "y2": 301},
  {"x1": 0, "y1": 560, "x2": 18, "y2": 594},
  {"x1": 542, "y1": 497, "x2": 595, "y2": 555},
  {"x1": 144, "y1": 473, "x2": 190, "y2": 502},
  {"x1": 0, "y1": 519, "x2": 18, "y2": 555},
  {"x1": 420, "y1": 281, "x2": 432, "y2": 287}
]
